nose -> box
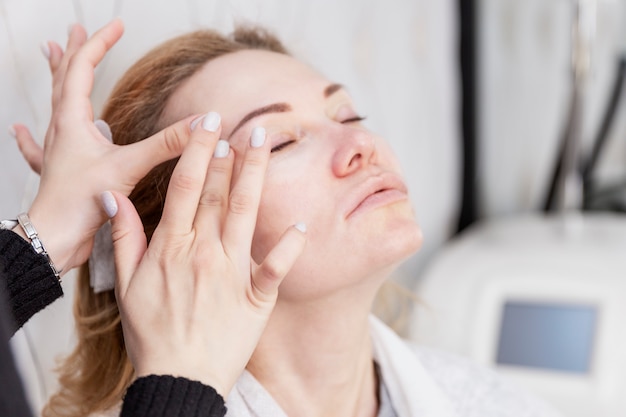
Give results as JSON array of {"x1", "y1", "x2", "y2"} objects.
[{"x1": 331, "y1": 129, "x2": 377, "y2": 177}]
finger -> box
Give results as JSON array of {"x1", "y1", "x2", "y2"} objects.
[
  {"x1": 159, "y1": 112, "x2": 221, "y2": 233},
  {"x1": 66, "y1": 23, "x2": 89, "y2": 56},
  {"x1": 104, "y1": 190, "x2": 147, "y2": 298},
  {"x1": 61, "y1": 19, "x2": 124, "y2": 113},
  {"x1": 120, "y1": 114, "x2": 199, "y2": 177},
  {"x1": 251, "y1": 223, "x2": 307, "y2": 299},
  {"x1": 222, "y1": 127, "x2": 270, "y2": 253},
  {"x1": 48, "y1": 40, "x2": 67, "y2": 108},
  {"x1": 194, "y1": 140, "x2": 233, "y2": 237},
  {"x1": 51, "y1": 25, "x2": 88, "y2": 110},
  {"x1": 11, "y1": 124, "x2": 43, "y2": 174},
  {"x1": 46, "y1": 41, "x2": 64, "y2": 73},
  {"x1": 59, "y1": 24, "x2": 88, "y2": 78},
  {"x1": 40, "y1": 40, "x2": 63, "y2": 71}
]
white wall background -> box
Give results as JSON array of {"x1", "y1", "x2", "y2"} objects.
[{"x1": 0, "y1": 0, "x2": 459, "y2": 413}]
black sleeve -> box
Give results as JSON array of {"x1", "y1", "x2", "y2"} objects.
[
  {"x1": 0, "y1": 229, "x2": 64, "y2": 334},
  {"x1": 121, "y1": 375, "x2": 227, "y2": 417},
  {"x1": 0, "y1": 230, "x2": 227, "y2": 417},
  {"x1": 0, "y1": 280, "x2": 34, "y2": 417},
  {"x1": 0, "y1": 229, "x2": 63, "y2": 417}
]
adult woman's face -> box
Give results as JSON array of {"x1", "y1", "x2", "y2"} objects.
[{"x1": 165, "y1": 50, "x2": 423, "y2": 301}]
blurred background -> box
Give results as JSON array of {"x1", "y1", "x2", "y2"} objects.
[{"x1": 1, "y1": 0, "x2": 626, "y2": 415}]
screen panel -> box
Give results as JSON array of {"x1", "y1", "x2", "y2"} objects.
[{"x1": 496, "y1": 301, "x2": 597, "y2": 374}]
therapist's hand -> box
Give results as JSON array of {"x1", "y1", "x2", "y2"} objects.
[
  {"x1": 10, "y1": 19, "x2": 195, "y2": 275},
  {"x1": 106, "y1": 116, "x2": 307, "y2": 397}
]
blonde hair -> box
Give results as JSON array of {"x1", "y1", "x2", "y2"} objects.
[{"x1": 44, "y1": 26, "x2": 289, "y2": 417}]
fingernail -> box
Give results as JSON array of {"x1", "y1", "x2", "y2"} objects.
[
  {"x1": 213, "y1": 140, "x2": 230, "y2": 158},
  {"x1": 251, "y1": 127, "x2": 266, "y2": 148},
  {"x1": 40, "y1": 41, "x2": 50, "y2": 60},
  {"x1": 294, "y1": 222, "x2": 307, "y2": 233},
  {"x1": 190, "y1": 115, "x2": 203, "y2": 131},
  {"x1": 202, "y1": 111, "x2": 221, "y2": 132},
  {"x1": 94, "y1": 119, "x2": 113, "y2": 142},
  {"x1": 8, "y1": 125, "x2": 16, "y2": 139},
  {"x1": 100, "y1": 191, "x2": 118, "y2": 218},
  {"x1": 67, "y1": 24, "x2": 74, "y2": 37}
]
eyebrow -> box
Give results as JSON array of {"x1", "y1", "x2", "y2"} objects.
[
  {"x1": 324, "y1": 83, "x2": 344, "y2": 97},
  {"x1": 229, "y1": 103, "x2": 291, "y2": 139},
  {"x1": 228, "y1": 83, "x2": 346, "y2": 139}
]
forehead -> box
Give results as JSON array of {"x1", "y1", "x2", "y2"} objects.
[{"x1": 164, "y1": 50, "x2": 331, "y2": 135}]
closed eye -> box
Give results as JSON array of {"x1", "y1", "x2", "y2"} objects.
[
  {"x1": 270, "y1": 116, "x2": 365, "y2": 153},
  {"x1": 341, "y1": 115, "x2": 367, "y2": 124},
  {"x1": 271, "y1": 140, "x2": 296, "y2": 153}
]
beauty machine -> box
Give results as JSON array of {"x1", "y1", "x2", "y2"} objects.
[
  {"x1": 411, "y1": 1, "x2": 626, "y2": 415},
  {"x1": 410, "y1": 213, "x2": 626, "y2": 417}
]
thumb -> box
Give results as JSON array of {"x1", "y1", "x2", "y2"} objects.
[
  {"x1": 101, "y1": 190, "x2": 147, "y2": 297},
  {"x1": 11, "y1": 124, "x2": 43, "y2": 175},
  {"x1": 124, "y1": 115, "x2": 198, "y2": 177}
]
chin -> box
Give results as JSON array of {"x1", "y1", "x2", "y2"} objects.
[
  {"x1": 371, "y1": 203, "x2": 422, "y2": 254},
  {"x1": 385, "y1": 221, "x2": 423, "y2": 263},
  {"x1": 360, "y1": 214, "x2": 423, "y2": 273}
]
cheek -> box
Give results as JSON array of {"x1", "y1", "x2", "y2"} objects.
[
  {"x1": 249, "y1": 153, "x2": 327, "y2": 262},
  {"x1": 250, "y1": 179, "x2": 317, "y2": 264}
]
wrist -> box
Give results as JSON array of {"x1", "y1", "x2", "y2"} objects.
[
  {"x1": 26, "y1": 203, "x2": 77, "y2": 275},
  {"x1": 16, "y1": 213, "x2": 62, "y2": 280}
]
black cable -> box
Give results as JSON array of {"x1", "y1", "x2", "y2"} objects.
[
  {"x1": 456, "y1": 0, "x2": 479, "y2": 233},
  {"x1": 542, "y1": 87, "x2": 580, "y2": 212},
  {"x1": 581, "y1": 56, "x2": 626, "y2": 208}
]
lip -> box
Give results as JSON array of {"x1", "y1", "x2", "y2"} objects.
[{"x1": 344, "y1": 172, "x2": 409, "y2": 219}]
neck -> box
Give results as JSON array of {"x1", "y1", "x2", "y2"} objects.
[{"x1": 247, "y1": 284, "x2": 381, "y2": 417}]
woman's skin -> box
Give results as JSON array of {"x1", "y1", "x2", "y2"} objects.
[
  {"x1": 11, "y1": 19, "x2": 307, "y2": 399},
  {"x1": 162, "y1": 50, "x2": 424, "y2": 417}
]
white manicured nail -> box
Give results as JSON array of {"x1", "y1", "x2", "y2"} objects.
[
  {"x1": 100, "y1": 191, "x2": 118, "y2": 218},
  {"x1": 202, "y1": 111, "x2": 221, "y2": 132},
  {"x1": 294, "y1": 222, "x2": 307, "y2": 233},
  {"x1": 213, "y1": 140, "x2": 230, "y2": 158},
  {"x1": 94, "y1": 119, "x2": 112, "y2": 142},
  {"x1": 251, "y1": 127, "x2": 266, "y2": 148},
  {"x1": 40, "y1": 41, "x2": 50, "y2": 60},
  {"x1": 190, "y1": 116, "x2": 203, "y2": 131},
  {"x1": 8, "y1": 125, "x2": 16, "y2": 138}
]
